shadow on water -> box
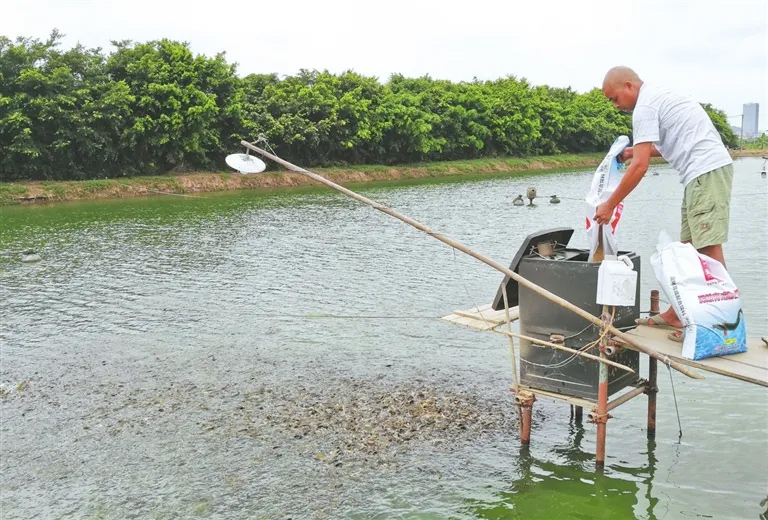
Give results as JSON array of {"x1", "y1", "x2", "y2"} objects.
[{"x1": 466, "y1": 420, "x2": 661, "y2": 520}]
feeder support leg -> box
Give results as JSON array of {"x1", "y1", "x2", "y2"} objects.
[
  {"x1": 516, "y1": 390, "x2": 536, "y2": 445},
  {"x1": 647, "y1": 290, "x2": 660, "y2": 439},
  {"x1": 594, "y1": 306, "x2": 612, "y2": 468},
  {"x1": 571, "y1": 405, "x2": 584, "y2": 424}
]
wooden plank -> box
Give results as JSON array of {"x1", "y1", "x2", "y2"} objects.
[
  {"x1": 441, "y1": 313, "x2": 497, "y2": 331},
  {"x1": 448, "y1": 303, "x2": 493, "y2": 314},
  {"x1": 530, "y1": 383, "x2": 648, "y2": 409},
  {"x1": 517, "y1": 386, "x2": 595, "y2": 408},
  {"x1": 447, "y1": 314, "x2": 497, "y2": 331},
  {"x1": 481, "y1": 307, "x2": 521, "y2": 323},
  {"x1": 441, "y1": 304, "x2": 519, "y2": 331},
  {"x1": 442, "y1": 300, "x2": 767, "y2": 387},
  {"x1": 453, "y1": 305, "x2": 519, "y2": 324},
  {"x1": 618, "y1": 325, "x2": 768, "y2": 387}
]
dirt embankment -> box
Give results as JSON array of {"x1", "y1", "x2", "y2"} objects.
[{"x1": 2, "y1": 149, "x2": 763, "y2": 205}]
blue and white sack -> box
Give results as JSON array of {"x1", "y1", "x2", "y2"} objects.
[
  {"x1": 651, "y1": 232, "x2": 747, "y2": 360},
  {"x1": 585, "y1": 135, "x2": 630, "y2": 262}
]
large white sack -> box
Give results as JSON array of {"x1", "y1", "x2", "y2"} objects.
[
  {"x1": 651, "y1": 232, "x2": 747, "y2": 360},
  {"x1": 585, "y1": 135, "x2": 630, "y2": 262}
]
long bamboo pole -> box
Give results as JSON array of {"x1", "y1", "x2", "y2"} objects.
[
  {"x1": 493, "y1": 328, "x2": 634, "y2": 374},
  {"x1": 500, "y1": 284, "x2": 521, "y2": 389},
  {"x1": 241, "y1": 141, "x2": 703, "y2": 380}
]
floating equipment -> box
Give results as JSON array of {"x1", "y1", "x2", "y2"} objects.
[{"x1": 21, "y1": 249, "x2": 41, "y2": 263}]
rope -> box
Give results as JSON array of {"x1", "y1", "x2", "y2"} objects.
[
  {"x1": 498, "y1": 317, "x2": 611, "y2": 370},
  {"x1": 250, "y1": 134, "x2": 281, "y2": 161},
  {"x1": 455, "y1": 250, "x2": 500, "y2": 334},
  {"x1": 453, "y1": 249, "x2": 586, "y2": 371},
  {"x1": 521, "y1": 189, "x2": 768, "y2": 204},
  {"x1": 455, "y1": 266, "x2": 617, "y2": 372},
  {"x1": 664, "y1": 356, "x2": 684, "y2": 441},
  {"x1": 238, "y1": 314, "x2": 440, "y2": 320}
]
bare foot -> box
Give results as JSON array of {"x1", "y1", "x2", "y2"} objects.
[
  {"x1": 657, "y1": 308, "x2": 683, "y2": 328},
  {"x1": 637, "y1": 308, "x2": 683, "y2": 329}
]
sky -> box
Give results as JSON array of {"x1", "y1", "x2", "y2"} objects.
[{"x1": 3, "y1": 0, "x2": 767, "y2": 131}]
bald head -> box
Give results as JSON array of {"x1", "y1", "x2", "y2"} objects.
[
  {"x1": 603, "y1": 66, "x2": 642, "y2": 89},
  {"x1": 602, "y1": 66, "x2": 644, "y2": 112}
]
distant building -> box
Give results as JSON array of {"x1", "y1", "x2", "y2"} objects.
[{"x1": 743, "y1": 103, "x2": 759, "y2": 137}]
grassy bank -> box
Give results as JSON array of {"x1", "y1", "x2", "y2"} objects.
[{"x1": 1, "y1": 149, "x2": 763, "y2": 205}]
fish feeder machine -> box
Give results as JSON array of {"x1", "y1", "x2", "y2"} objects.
[{"x1": 492, "y1": 227, "x2": 641, "y2": 400}]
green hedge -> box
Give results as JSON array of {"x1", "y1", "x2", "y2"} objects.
[{"x1": 0, "y1": 31, "x2": 738, "y2": 181}]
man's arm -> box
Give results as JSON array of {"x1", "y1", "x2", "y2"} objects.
[
  {"x1": 619, "y1": 144, "x2": 661, "y2": 162},
  {"x1": 593, "y1": 142, "x2": 653, "y2": 225}
]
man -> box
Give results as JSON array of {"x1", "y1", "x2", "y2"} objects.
[{"x1": 595, "y1": 66, "x2": 733, "y2": 338}]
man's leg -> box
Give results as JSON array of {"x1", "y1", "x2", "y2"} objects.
[
  {"x1": 688, "y1": 164, "x2": 732, "y2": 263},
  {"x1": 646, "y1": 180, "x2": 694, "y2": 328},
  {"x1": 656, "y1": 301, "x2": 684, "y2": 328},
  {"x1": 648, "y1": 165, "x2": 732, "y2": 329},
  {"x1": 698, "y1": 244, "x2": 725, "y2": 267}
]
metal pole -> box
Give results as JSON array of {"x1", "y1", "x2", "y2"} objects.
[
  {"x1": 595, "y1": 306, "x2": 611, "y2": 468},
  {"x1": 649, "y1": 290, "x2": 660, "y2": 316},
  {"x1": 517, "y1": 391, "x2": 535, "y2": 445},
  {"x1": 241, "y1": 141, "x2": 704, "y2": 381},
  {"x1": 572, "y1": 405, "x2": 583, "y2": 424},
  {"x1": 647, "y1": 290, "x2": 660, "y2": 439},
  {"x1": 520, "y1": 403, "x2": 532, "y2": 445},
  {"x1": 606, "y1": 383, "x2": 648, "y2": 411}
]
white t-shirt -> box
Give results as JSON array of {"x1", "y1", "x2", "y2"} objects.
[{"x1": 632, "y1": 84, "x2": 732, "y2": 185}]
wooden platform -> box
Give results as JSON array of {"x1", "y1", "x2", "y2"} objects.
[
  {"x1": 441, "y1": 303, "x2": 520, "y2": 331},
  {"x1": 619, "y1": 325, "x2": 768, "y2": 387},
  {"x1": 442, "y1": 304, "x2": 768, "y2": 387}
]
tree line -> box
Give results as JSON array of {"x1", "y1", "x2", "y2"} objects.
[{"x1": 0, "y1": 32, "x2": 738, "y2": 182}]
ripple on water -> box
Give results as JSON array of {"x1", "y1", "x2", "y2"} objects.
[{"x1": 1, "y1": 159, "x2": 767, "y2": 519}]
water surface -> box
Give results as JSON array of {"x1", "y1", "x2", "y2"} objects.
[{"x1": 1, "y1": 158, "x2": 767, "y2": 519}]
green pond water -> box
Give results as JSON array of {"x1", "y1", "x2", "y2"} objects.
[{"x1": 1, "y1": 158, "x2": 767, "y2": 519}]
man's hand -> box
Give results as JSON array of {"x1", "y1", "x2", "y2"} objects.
[
  {"x1": 594, "y1": 142, "x2": 653, "y2": 224},
  {"x1": 594, "y1": 202, "x2": 615, "y2": 226},
  {"x1": 618, "y1": 147, "x2": 633, "y2": 163},
  {"x1": 618, "y1": 144, "x2": 661, "y2": 163}
]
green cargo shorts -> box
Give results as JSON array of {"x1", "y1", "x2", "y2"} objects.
[{"x1": 680, "y1": 164, "x2": 733, "y2": 249}]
